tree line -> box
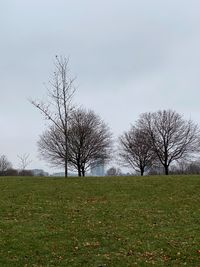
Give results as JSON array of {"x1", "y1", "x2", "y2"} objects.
[
  {"x1": 28, "y1": 56, "x2": 200, "y2": 177},
  {"x1": 0, "y1": 154, "x2": 33, "y2": 176}
]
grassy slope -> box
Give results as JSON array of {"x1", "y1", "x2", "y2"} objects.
[{"x1": 0, "y1": 176, "x2": 199, "y2": 266}]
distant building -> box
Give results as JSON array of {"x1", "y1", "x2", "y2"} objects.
[{"x1": 91, "y1": 159, "x2": 105, "y2": 176}]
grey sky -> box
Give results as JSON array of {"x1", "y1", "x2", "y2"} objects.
[{"x1": 1, "y1": 0, "x2": 200, "y2": 172}]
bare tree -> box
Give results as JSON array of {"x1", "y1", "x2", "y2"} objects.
[
  {"x1": 170, "y1": 159, "x2": 200, "y2": 175},
  {"x1": 138, "y1": 110, "x2": 200, "y2": 175},
  {"x1": 38, "y1": 108, "x2": 112, "y2": 176},
  {"x1": 119, "y1": 126, "x2": 155, "y2": 176},
  {"x1": 185, "y1": 160, "x2": 200, "y2": 174},
  {"x1": 0, "y1": 155, "x2": 12, "y2": 175},
  {"x1": 68, "y1": 109, "x2": 112, "y2": 176},
  {"x1": 38, "y1": 123, "x2": 66, "y2": 169},
  {"x1": 30, "y1": 56, "x2": 76, "y2": 177},
  {"x1": 18, "y1": 153, "x2": 32, "y2": 175}
]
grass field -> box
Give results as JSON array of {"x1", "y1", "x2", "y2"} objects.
[{"x1": 0, "y1": 175, "x2": 199, "y2": 266}]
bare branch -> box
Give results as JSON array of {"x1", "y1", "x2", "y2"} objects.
[
  {"x1": 38, "y1": 108, "x2": 112, "y2": 177},
  {"x1": 30, "y1": 56, "x2": 76, "y2": 177},
  {"x1": 137, "y1": 109, "x2": 200, "y2": 175},
  {"x1": 17, "y1": 153, "x2": 32, "y2": 172},
  {"x1": 118, "y1": 126, "x2": 155, "y2": 176}
]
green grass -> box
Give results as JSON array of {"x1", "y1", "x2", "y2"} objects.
[{"x1": 0, "y1": 175, "x2": 200, "y2": 266}]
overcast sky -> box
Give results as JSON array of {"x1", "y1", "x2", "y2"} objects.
[{"x1": 1, "y1": 0, "x2": 200, "y2": 173}]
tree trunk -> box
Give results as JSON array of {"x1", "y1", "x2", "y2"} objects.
[
  {"x1": 65, "y1": 132, "x2": 68, "y2": 178},
  {"x1": 81, "y1": 167, "x2": 85, "y2": 177},
  {"x1": 140, "y1": 168, "x2": 144, "y2": 176},
  {"x1": 164, "y1": 165, "x2": 169, "y2": 175},
  {"x1": 78, "y1": 165, "x2": 82, "y2": 177},
  {"x1": 65, "y1": 159, "x2": 68, "y2": 177}
]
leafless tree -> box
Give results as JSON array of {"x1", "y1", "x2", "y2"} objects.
[
  {"x1": 18, "y1": 153, "x2": 32, "y2": 175},
  {"x1": 119, "y1": 126, "x2": 155, "y2": 176},
  {"x1": 138, "y1": 109, "x2": 200, "y2": 175},
  {"x1": 38, "y1": 108, "x2": 112, "y2": 176},
  {"x1": 169, "y1": 159, "x2": 200, "y2": 175},
  {"x1": 0, "y1": 155, "x2": 12, "y2": 175},
  {"x1": 68, "y1": 108, "x2": 112, "y2": 176},
  {"x1": 185, "y1": 160, "x2": 200, "y2": 174},
  {"x1": 30, "y1": 56, "x2": 76, "y2": 177},
  {"x1": 38, "y1": 123, "x2": 66, "y2": 169}
]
